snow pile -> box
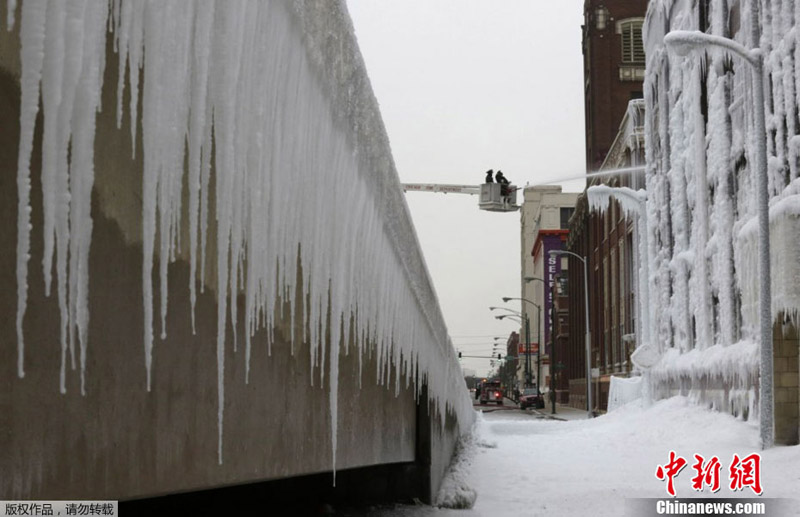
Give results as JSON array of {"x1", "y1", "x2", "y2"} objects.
[
  {"x1": 468, "y1": 398, "x2": 796, "y2": 516},
  {"x1": 10, "y1": 0, "x2": 474, "y2": 468},
  {"x1": 365, "y1": 398, "x2": 799, "y2": 516},
  {"x1": 434, "y1": 417, "x2": 480, "y2": 509}
]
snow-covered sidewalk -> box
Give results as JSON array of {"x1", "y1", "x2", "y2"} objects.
[
  {"x1": 371, "y1": 397, "x2": 800, "y2": 516},
  {"x1": 530, "y1": 402, "x2": 590, "y2": 421}
]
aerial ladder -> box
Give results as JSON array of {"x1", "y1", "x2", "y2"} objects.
[
  {"x1": 401, "y1": 182, "x2": 521, "y2": 212},
  {"x1": 401, "y1": 165, "x2": 649, "y2": 213}
]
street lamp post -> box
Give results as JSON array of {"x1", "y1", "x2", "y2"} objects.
[
  {"x1": 490, "y1": 307, "x2": 522, "y2": 317},
  {"x1": 503, "y1": 296, "x2": 542, "y2": 401},
  {"x1": 523, "y1": 278, "x2": 546, "y2": 402},
  {"x1": 664, "y1": 29, "x2": 773, "y2": 448},
  {"x1": 491, "y1": 308, "x2": 523, "y2": 391},
  {"x1": 495, "y1": 313, "x2": 530, "y2": 388},
  {"x1": 525, "y1": 315, "x2": 531, "y2": 388},
  {"x1": 549, "y1": 250, "x2": 592, "y2": 419}
]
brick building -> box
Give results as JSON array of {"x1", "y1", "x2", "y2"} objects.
[
  {"x1": 583, "y1": 0, "x2": 648, "y2": 171},
  {"x1": 563, "y1": 0, "x2": 648, "y2": 412}
]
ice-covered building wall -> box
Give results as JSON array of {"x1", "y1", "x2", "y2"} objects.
[
  {"x1": 643, "y1": 0, "x2": 800, "y2": 434},
  {"x1": 1, "y1": 0, "x2": 473, "y2": 501}
]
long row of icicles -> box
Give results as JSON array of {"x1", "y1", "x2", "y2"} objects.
[{"x1": 10, "y1": 0, "x2": 472, "y2": 469}]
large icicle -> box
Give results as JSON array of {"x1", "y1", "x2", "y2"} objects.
[
  {"x1": 16, "y1": 0, "x2": 47, "y2": 379},
  {"x1": 14, "y1": 0, "x2": 475, "y2": 468}
]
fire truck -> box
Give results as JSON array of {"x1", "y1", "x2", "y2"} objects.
[{"x1": 479, "y1": 380, "x2": 504, "y2": 405}]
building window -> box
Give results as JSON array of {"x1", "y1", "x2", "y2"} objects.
[
  {"x1": 595, "y1": 5, "x2": 610, "y2": 30},
  {"x1": 557, "y1": 275, "x2": 568, "y2": 295},
  {"x1": 560, "y1": 207, "x2": 575, "y2": 229},
  {"x1": 618, "y1": 20, "x2": 645, "y2": 64}
]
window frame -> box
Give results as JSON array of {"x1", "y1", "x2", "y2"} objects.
[{"x1": 617, "y1": 18, "x2": 645, "y2": 64}]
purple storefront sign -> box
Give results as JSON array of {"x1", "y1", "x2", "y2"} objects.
[{"x1": 542, "y1": 234, "x2": 563, "y2": 353}]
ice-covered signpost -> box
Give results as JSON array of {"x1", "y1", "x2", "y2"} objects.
[{"x1": 663, "y1": 29, "x2": 773, "y2": 449}]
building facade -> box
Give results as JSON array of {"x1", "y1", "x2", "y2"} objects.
[
  {"x1": 520, "y1": 187, "x2": 579, "y2": 394},
  {"x1": 551, "y1": 271, "x2": 571, "y2": 403},
  {"x1": 583, "y1": 0, "x2": 649, "y2": 171},
  {"x1": 644, "y1": 0, "x2": 799, "y2": 444},
  {"x1": 566, "y1": 100, "x2": 645, "y2": 411},
  {"x1": 562, "y1": 0, "x2": 648, "y2": 412}
]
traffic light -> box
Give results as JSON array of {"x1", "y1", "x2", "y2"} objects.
[
  {"x1": 497, "y1": 353, "x2": 502, "y2": 360},
  {"x1": 458, "y1": 351, "x2": 462, "y2": 358}
]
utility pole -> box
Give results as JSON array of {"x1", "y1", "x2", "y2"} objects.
[
  {"x1": 525, "y1": 314, "x2": 531, "y2": 387},
  {"x1": 536, "y1": 305, "x2": 541, "y2": 397},
  {"x1": 550, "y1": 301, "x2": 556, "y2": 414}
]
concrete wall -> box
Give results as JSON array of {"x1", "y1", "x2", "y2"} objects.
[{"x1": 0, "y1": 0, "x2": 466, "y2": 504}]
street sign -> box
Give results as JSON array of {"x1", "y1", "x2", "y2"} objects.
[{"x1": 518, "y1": 343, "x2": 539, "y2": 354}]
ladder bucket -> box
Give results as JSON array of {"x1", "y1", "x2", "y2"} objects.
[{"x1": 479, "y1": 183, "x2": 520, "y2": 212}]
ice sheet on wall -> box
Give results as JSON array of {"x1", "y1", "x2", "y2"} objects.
[{"x1": 642, "y1": 0, "x2": 800, "y2": 413}]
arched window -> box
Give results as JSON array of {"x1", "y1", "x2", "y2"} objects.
[{"x1": 617, "y1": 19, "x2": 645, "y2": 64}]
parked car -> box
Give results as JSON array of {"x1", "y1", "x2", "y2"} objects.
[
  {"x1": 519, "y1": 388, "x2": 545, "y2": 409},
  {"x1": 479, "y1": 381, "x2": 504, "y2": 405}
]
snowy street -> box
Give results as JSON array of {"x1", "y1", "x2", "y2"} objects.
[{"x1": 356, "y1": 398, "x2": 800, "y2": 516}]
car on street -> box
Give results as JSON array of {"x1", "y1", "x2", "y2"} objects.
[{"x1": 519, "y1": 388, "x2": 545, "y2": 409}]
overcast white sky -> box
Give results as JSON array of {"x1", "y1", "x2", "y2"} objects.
[{"x1": 346, "y1": 1, "x2": 587, "y2": 376}]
